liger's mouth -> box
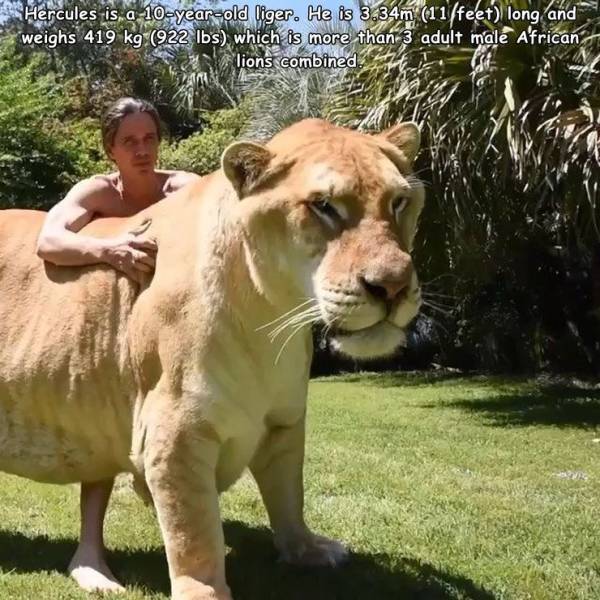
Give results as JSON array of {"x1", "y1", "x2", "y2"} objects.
[{"x1": 328, "y1": 318, "x2": 401, "y2": 337}]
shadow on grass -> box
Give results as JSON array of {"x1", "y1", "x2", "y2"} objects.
[
  {"x1": 0, "y1": 521, "x2": 496, "y2": 599},
  {"x1": 313, "y1": 371, "x2": 472, "y2": 388},
  {"x1": 224, "y1": 520, "x2": 496, "y2": 599},
  {"x1": 318, "y1": 371, "x2": 600, "y2": 428},
  {"x1": 426, "y1": 383, "x2": 600, "y2": 428}
]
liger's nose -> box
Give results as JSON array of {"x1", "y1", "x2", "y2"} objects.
[{"x1": 360, "y1": 276, "x2": 409, "y2": 302}]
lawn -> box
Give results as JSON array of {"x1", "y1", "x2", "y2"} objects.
[{"x1": 0, "y1": 373, "x2": 599, "y2": 599}]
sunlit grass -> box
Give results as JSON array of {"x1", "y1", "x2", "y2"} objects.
[{"x1": 0, "y1": 373, "x2": 599, "y2": 599}]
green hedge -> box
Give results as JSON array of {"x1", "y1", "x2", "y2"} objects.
[
  {"x1": 0, "y1": 40, "x2": 110, "y2": 210},
  {"x1": 160, "y1": 104, "x2": 250, "y2": 176}
]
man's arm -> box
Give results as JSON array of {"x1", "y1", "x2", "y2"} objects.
[
  {"x1": 36, "y1": 177, "x2": 157, "y2": 279},
  {"x1": 36, "y1": 178, "x2": 112, "y2": 266}
]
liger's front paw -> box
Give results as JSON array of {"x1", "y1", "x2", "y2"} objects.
[
  {"x1": 277, "y1": 532, "x2": 349, "y2": 567},
  {"x1": 172, "y1": 576, "x2": 232, "y2": 600}
]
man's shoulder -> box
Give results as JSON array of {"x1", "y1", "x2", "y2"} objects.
[
  {"x1": 64, "y1": 174, "x2": 119, "y2": 210},
  {"x1": 73, "y1": 173, "x2": 117, "y2": 197},
  {"x1": 90, "y1": 172, "x2": 118, "y2": 184},
  {"x1": 161, "y1": 170, "x2": 202, "y2": 193}
]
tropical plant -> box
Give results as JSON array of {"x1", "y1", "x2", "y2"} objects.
[
  {"x1": 240, "y1": 1, "x2": 368, "y2": 140},
  {"x1": 150, "y1": 17, "x2": 277, "y2": 137},
  {"x1": 1, "y1": 0, "x2": 235, "y2": 136}
]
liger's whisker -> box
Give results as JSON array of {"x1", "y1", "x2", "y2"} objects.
[
  {"x1": 421, "y1": 297, "x2": 455, "y2": 311},
  {"x1": 255, "y1": 298, "x2": 317, "y2": 331},
  {"x1": 422, "y1": 290, "x2": 457, "y2": 301},
  {"x1": 422, "y1": 300, "x2": 451, "y2": 316},
  {"x1": 422, "y1": 274, "x2": 457, "y2": 285},
  {"x1": 322, "y1": 314, "x2": 342, "y2": 340},
  {"x1": 273, "y1": 315, "x2": 322, "y2": 365},
  {"x1": 268, "y1": 307, "x2": 321, "y2": 341}
]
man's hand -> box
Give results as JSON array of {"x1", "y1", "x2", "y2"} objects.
[{"x1": 103, "y1": 226, "x2": 157, "y2": 283}]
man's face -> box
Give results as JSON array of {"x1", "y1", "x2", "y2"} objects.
[{"x1": 108, "y1": 112, "x2": 160, "y2": 174}]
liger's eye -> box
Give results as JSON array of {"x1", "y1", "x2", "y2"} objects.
[
  {"x1": 309, "y1": 197, "x2": 341, "y2": 228},
  {"x1": 392, "y1": 196, "x2": 409, "y2": 222},
  {"x1": 313, "y1": 199, "x2": 338, "y2": 217}
]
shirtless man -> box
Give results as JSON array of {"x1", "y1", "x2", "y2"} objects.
[{"x1": 36, "y1": 97, "x2": 201, "y2": 593}]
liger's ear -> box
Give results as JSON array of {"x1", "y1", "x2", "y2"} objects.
[
  {"x1": 374, "y1": 122, "x2": 421, "y2": 164},
  {"x1": 221, "y1": 141, "x2": 273, "y2": 198}
]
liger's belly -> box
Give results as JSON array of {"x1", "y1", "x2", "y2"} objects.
[
  {"x1": 0, "y1": 232, "x2": 139, "y2": 483},
  {"x1": 0, "y1": 380, "x2": 134, "y2": 483},
  {"x1": 0, "y1": 316, "x2": 136, "y2": 483}
]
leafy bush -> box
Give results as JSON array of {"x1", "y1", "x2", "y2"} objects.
[
  {"x1": 0, "y1": 39, "x2": 111, "y2": 210},
  {"x1": 0, "y1": 41, "x2": 74, "y2": 209},
  {"x1": 160, "y1": 104, "x2": 251, "y2": 175},
  {"x1": 62, "y1": 117, "x2": 112, "y2": 179}
]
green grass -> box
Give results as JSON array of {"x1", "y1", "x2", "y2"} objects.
[{"x1": 1, "y1": 373, "x2": 599, "y2": 599}]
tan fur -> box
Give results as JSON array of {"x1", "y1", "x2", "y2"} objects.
[{"x1": 0, "y1": 119, "x2": 424, "y2": 599}]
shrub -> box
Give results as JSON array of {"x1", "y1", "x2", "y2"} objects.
[
  {"x1": 0, "y1": 41, "x2": 74, "y2": 209},
  {"x1": 159, "y1": 104, "x2": 250, "y2": 175}
]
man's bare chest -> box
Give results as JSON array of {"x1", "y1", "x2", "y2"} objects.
[{"x1": 90, "y1": 186, "x2": 165, "y2": 219}]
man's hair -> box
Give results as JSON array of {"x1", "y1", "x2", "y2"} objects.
[{"x1": 101, "y1": 97, "x2": 162, "y2": 155}]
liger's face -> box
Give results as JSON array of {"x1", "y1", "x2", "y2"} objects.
[{"x1": 234, "y1": 125, "x2": 425, "y2": 361}]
